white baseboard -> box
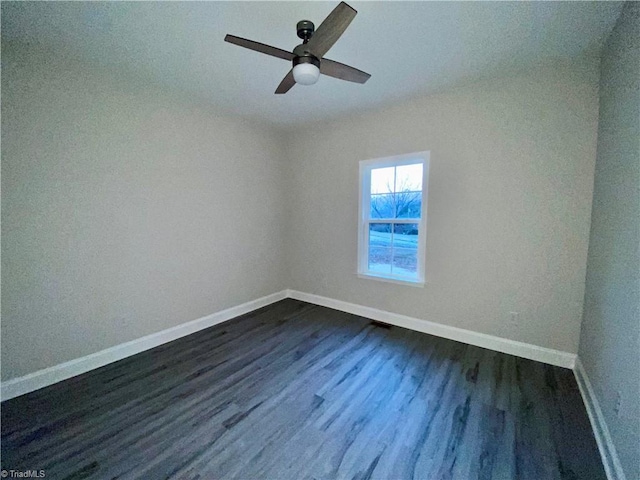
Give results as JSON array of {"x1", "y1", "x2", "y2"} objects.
[
  {"x1": 1, "y1": 290, "x2": 288, "y2": 402},
  {"x1": 574, "y1": 358, "x2": 627, "y2": 480},
  {"x1": 1, "y1": 288, "x2": 578, "y2": 402},
  {"x1": 286, "y1": 289, "x2": 577, "y2": 369}
]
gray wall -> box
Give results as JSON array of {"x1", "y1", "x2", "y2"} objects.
[
  {"x1": 578, "y1": 3, "x2": 640, "y2": 479},
  {"x1": 1, "y1": 42, "x2": 288, "y2": 380},
  {"x1": 285, "y1": 59, "x2": 600, "y2": 354}
]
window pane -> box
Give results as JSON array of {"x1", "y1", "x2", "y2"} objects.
[
  {"x1": 395, "y1": 163, "x2": 422, "y2": 192},
  {"x1": 394, "y1": 163, "x2": 423, "y2": 219},
  {"x1": 369, "y1": 247, "x2": 392, "y2": 274},
  {"x1": 392, "y1": 248, "x2": 418, "y2": 277},
  {"x1": 369, "y1": 223, "x2": 392, "y2": 247},
  {"x1": 368, "y1": 223, "x2": 392, "y2": 274},
  {"x1": 370, "y1": 167, "x2": 395, "y2": 194},
  {"x1": 392, "y1": 224, "x2": 419, "y2": 277},
  {"x1": 370, "y1": 193, "x2": 394, "y2": 218},
  {"x1": 394, "y1": 191, "x2": 422, "y2": 219}
]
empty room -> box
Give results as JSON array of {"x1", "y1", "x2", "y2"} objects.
[{"x1": 1, "y1": 1, "x2": 638, "y2": 479}]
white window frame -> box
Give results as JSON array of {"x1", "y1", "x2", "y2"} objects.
[{"x1": 358, "y1": 151, "x2": 430, "y2": 286}]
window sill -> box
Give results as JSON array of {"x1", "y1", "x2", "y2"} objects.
[{"x1": 357, "y1": 272, "x2": 425, "y2": 288}]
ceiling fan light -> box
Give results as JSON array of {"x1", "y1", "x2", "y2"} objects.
[{"x1": 292, "y1": 63, "x2": 320, "y2": 85}]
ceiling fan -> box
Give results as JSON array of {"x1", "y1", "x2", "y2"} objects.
[{"x1": 224, "y1": 2, "x2": 371, "y2": 94}]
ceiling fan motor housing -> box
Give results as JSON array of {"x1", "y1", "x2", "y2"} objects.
[{"x1": 292, "y1": 47, "x2": 320, "y2": 69}]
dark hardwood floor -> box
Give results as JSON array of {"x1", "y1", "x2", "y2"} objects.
[{"x1": 1, "y1": 299, "x2": 605, "y2": 479}]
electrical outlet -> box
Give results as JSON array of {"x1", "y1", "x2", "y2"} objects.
[{"x1": 509, "y1": 312, "x2": 519, "y2": 325}]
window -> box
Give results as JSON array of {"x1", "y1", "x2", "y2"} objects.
[{"x1": 358, "y1": 152, "x2": 429, "y2": 285}]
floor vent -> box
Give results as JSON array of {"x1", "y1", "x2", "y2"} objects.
[{"x1": 370, "y1": 320, "x2": 392, "y2": 329}]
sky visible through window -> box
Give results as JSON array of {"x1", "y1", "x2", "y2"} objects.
[
  {"x1": 370, "y1": 163, "x2": 423, "y2": 195},
  {"x1": 368, "y1": 162, "x2": 423, "y2": 279}
]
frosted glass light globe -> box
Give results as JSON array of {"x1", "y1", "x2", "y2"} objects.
[{"x1": 293, "y1": 63, "x2": 320, "y2": 85}]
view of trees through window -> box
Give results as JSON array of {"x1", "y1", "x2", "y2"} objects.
[{"x1": 367, "y1": 163, "x2": 422, "y2": 278}]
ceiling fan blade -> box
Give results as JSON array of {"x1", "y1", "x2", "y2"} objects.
[
  {"x1": 224, "y1": 34, "x2": 294, "y2": 61},
  {"x1": 305, "y1": 2, "x2": 357, "y2": 59},
  {"x1": 321, "y1": 58, "x2": 370, "y2": 84},
  {"x1": 275, "y1": 70, "x2": 296, "y2": 94}
]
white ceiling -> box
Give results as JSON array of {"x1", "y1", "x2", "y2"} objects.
[{"x1": 2, "y1": 1, "x2": 623, "y2": 127}]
